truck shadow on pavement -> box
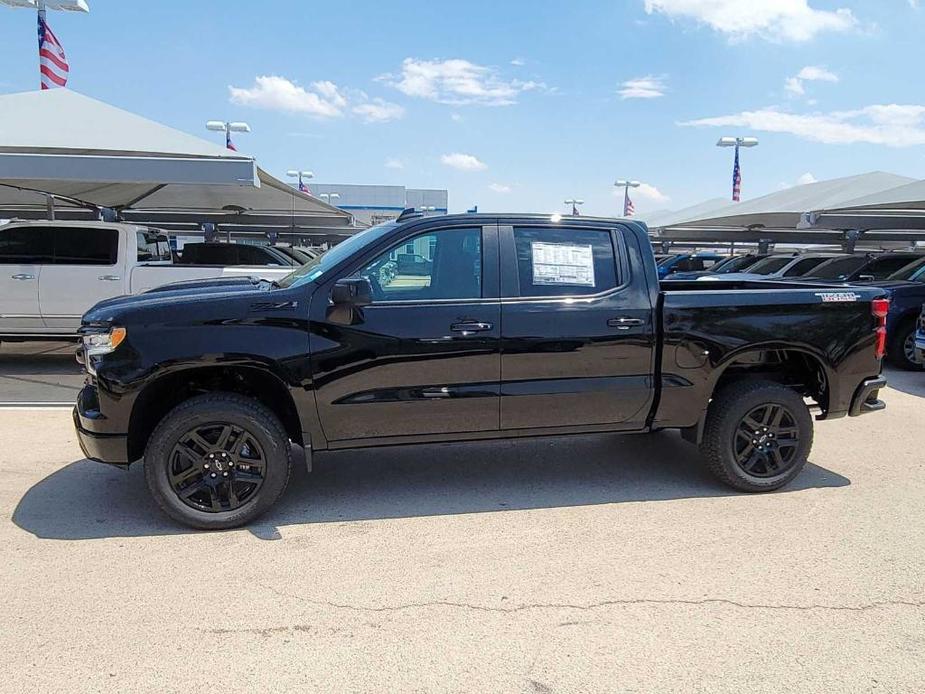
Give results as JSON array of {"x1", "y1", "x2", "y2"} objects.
[{"x1": 13, "y1": 431, "x2": 850, "y2": 541}]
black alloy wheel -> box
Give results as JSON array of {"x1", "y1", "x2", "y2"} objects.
[
  {"x1": 168, "y1": 423, "x2": 267, "y2": 513},
  {"x1": 732, "y1": 403, "x2": 801, "y2": 478}
]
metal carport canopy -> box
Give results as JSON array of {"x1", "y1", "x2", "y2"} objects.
[
  {"x1": 0, "y1": 89, "x2": 353, "y2": 232},
  {"x1": 649, "y1": 172, "x2": 915, "y2": 232},
  {"x1": 799, "y1": 178, "x2": 925, "y2": 232}
]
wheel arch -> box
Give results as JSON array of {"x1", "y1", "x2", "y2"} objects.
[{"x1": 127, "y1": 363, "x2": 304, "y2": 462}]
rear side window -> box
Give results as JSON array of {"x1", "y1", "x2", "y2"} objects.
[
  {"x1": 0, "y1": 226, "x2": 54, "y2": 264},
  {"x1": 512, "y1": 227, "x2": 618, "y2": 297},
  {"x1": 53, "y1": 227, "x2": 118, "y2": 266},
  {"x1": 137, "y1": 231, "x2": 172, "y2": 262}
]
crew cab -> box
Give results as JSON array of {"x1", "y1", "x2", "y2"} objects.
[
  {"x1": 0, "y1": 220, "x2": 296, "y2": 340},
  {"x1": 73, "y1": 214, "x2": 890, "y2": 529}
]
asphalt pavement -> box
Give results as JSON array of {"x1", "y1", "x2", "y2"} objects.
[{"x1": 0, "y1": 368, "x2": 923, "y2": 692}]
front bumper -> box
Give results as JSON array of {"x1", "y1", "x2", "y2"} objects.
[
  {"x1": 848, "y1": 376, "x2": 887, "y2": 417},
  {"x1": 73, "y1": 384, "x2": 129, "y2": 465}
]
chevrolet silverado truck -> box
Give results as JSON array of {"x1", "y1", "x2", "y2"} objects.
[
  {"x1": 0, "y1": 219, "x2": 296, "y2": 340},
  {"x1": 73, "y1": 213, "x2": 890, "y2": 529}
]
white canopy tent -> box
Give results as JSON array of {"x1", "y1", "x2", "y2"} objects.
[{"x1": 0, "y1": 89, "x2": 354, "y2": 237}]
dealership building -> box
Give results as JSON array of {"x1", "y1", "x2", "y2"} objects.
[{"x1": 308, "y1": 184, "x2": 448, "y2": 226}]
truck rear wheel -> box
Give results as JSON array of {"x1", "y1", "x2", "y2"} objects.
[
  {"x1": 699, "y1": 380, "x2": 813, "y2": 492},
  {"x1": 144, "y1": 393, "x2": 293, "y2": 530}
]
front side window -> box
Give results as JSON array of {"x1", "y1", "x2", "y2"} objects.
[
  {"x1": 749, "y1": 257, "x2": 792, "y2": 275},
  {"x1": 0, "y1": 225, "x2": 54, "y2": 264},
  {"x1": 783, "y1": 257, "x2": 828, "y2": 277},
  {"x1": 355, "y1": 227, "x2": 481, "y2": 302},
  {"x1": 865, "y1": 256, "x2": 920, "y2": 279},
  {"x1": 512, "y1": 227, "x2": 618, "y2": 297},
  {"x1": 810, "y1": 256, "x2": 867, "y2": 280}
]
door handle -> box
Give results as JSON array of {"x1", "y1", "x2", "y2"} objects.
[
  {"x1": 450, "y1": 321, "x2": 493, "y2": 335},
  {"x1": 607, "y1": 317, "x2": 645, "y2": 330},
  {"x1": 11, "y1": 273, "x2": 35, "y2": 280},
  {"x1": 421, "y1": 386, "x2": 452, "y2": 399},
  {"x1": 98, "y1": 275, "x2": 122, "y2": 281}
]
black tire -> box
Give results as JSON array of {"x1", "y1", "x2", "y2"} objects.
[
  {"x1": 887, "y1": 318, "x2": 924, "y2": 371},
  {"x1": 144, "y1": 393, "x2": 292, "y2": 530},
  {"x1": 699, "y1": 380, "x2": 813, "y2": 493}
]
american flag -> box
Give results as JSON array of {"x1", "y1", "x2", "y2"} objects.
[
  {"x1": 623, "y1": 190, "x2": 635, "y2": 217},
  {"x1": 732, "y1": 145, "x2": 742, "y2": 201},
  {"x1": 571, "y1": 202, "x2": 580, "y2": 216},
  {"x1": 225, "y1": 131, "x2": 237, "y2": 151},
  {"x1": 298, "y1": 179, "x2": 311, "y2": 195},
  {"x1": 38, "y1": 15, "x2": 69, "y2": 90}
]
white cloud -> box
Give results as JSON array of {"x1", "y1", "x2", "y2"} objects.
[
  {"x1": 644, "y1": 0, "x2": 858, "y2": 42},
  {"x1": 489, "y1": 183, "x2": 512, "y2": 193},
  {"x1": 352, "y1": 98, "x2": 405, "y2": 123},
  {"x1": 511, "y1": 57, "x2": 526, "y2": 66},
  {"x1": 440, "y1": 153, "x2": 487, "y2": 171},
  {"x1": 230, "y1": 75, "x2": 404, "y2": 123},
  {"x1": 229, "y1": 76, "x2": 345, "y2": 117},
  {"x1": 380, "y1": 58, "x2": 549, "y2": 106},
  {"x1": 614, "y1": 183, "x2": 670, "y2": 203},
  {"x1": 450, "y1": 112, "x2": 462, "y2": 122},
  {"x1": 619, "y1": 75, "x2": 667, "y2": 99},
  {"x1": 785, "y1": 65, "x2": 838, "y2": 95},
  {"x1": 385, "y1": 158, "x2": 404, "y2": 170},
  {"x1": 780, "y1": 172, "x2": 818, "y2": 188},
  {"x1": 681, "y1": 104, "x2": 925, "y2": 146}
]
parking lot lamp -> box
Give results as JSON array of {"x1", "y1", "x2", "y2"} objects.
[
  {"x1": 286, "y1": 169, "x2": 314, "y2": 194},
  {"x1": 615, "y1": 180, "x2": 640, "y2": 217},
  {"x1": 716, "y1": 136, "x2": 758, "y2": 201},
  {"x1": 319, "y1": 193, "x2": 341, "y2": 206},
  {"x1": 564, "y1": 199, "x2": 584, "y2": 216},
  {"x1": 206, "y1": 120, "x2": 250, "y2": 151}
]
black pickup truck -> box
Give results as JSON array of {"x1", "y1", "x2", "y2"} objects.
[{"x1": 74, "y1": 213, "x2": 889, "y2": 529}]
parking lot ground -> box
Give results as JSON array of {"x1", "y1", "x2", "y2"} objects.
[
  {"x1": 0, "y1": 340, "x2": 81, "y2": 405},
  {"x1": 0, "y1": 380, "x2": 923, "y2": 692}
]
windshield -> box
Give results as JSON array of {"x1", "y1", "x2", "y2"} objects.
[
  {"x1": 808, "y1": 256, "x2": 868, "y2": 280},
  {"x1": 888, "y1": 256, "x2": 925, "y2": 281},
  {"x1": 656, "y1": 254, "x2": 679, "y2": 266},
  {"x1": 277, "y1": 222, "x2": 400, "y2": 289},
  {"x1": 747, "y1": 256, "x2": 792, "y2": 275}
]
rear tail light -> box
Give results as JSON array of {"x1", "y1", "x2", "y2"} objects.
[{"x1": 872, "y1": 298, "x2": 889, "y2": 359}]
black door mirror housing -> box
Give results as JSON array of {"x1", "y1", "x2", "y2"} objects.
[{"x1": 332, "y1": 277, "x2": 373, "y2": 306}]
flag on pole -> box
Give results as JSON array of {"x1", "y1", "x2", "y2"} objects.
[
  {"x1": 571, "y1": 203, "x2": 580, "y2": 216},
  {"x1": 732, "y1": 144, "x2": 742, "y2": 202},
  {"x1": 298, "y1": 179, "x2": 311, "y2": 195},
  {"x1": 37, "y1": 14, "x2": 69, "y2": 89},
  {"x1": 623, "y1": 189, "x2": 635, "y2": 217},
  {"x1": 225, "y1": 130, "x2": 237, "y2": 151}
]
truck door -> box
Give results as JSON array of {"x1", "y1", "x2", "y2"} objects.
[
  {"x1": 499, "y1": 224, "x2": 655, "y2": 430},
  {"x1": 0, "y1": 224, "x2": 52, "y2": 333},
  {"x1": 40, "y1": 226, "x2": 125, "y2": 332},
  {"x1": 310, "y1": 223, "x2": 501, "y2": 442}
]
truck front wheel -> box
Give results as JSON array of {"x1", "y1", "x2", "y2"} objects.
[
  {"x1": 144, "y1": 393, "x2": 293, "y2": 530},
  {"x1": 699, "y1": 380, "x2": 813, "y2": 492}
]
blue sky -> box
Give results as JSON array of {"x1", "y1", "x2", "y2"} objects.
[{"x1": 1, "y1": 0, "x2": 924, "y2": 216}]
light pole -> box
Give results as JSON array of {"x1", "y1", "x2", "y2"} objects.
[
  {"x1": 615, "y1": 179, "x2": 640, "y2": 217},
  {"x1": 564, "y1": 199, "x2": 584, "y2": 216},
  {"x1": 418, "y1": 205, "x2": 436, "y2": 215},
  {"x1": 716, "y1": 136, "x2": 758, "y2": 201},
  {"x1": 319, "y1": 192, "x2": 341, "y2": 206},
  {"x1": 206, "y1": 120, "x2": 250, "y2": 151},
  {"x1": 286, "y1": 169, "x2": 314, "y2": 194},
  {"x1": 0, "y1": 0, "x2": 89, "y2": 89}
]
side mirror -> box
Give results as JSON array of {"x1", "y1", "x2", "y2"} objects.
[{"x1": 331, "y1": 277, "x2": 373, "y2": 306}]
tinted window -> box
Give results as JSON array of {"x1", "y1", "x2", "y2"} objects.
[
  {"x1": 237, "y1": 245, "x2": 281, "y2": 266},
  {"x1": 0, "y1": 226, "x2": 54, "y2": 264},
  {"x1": 783, "y1": 257, "x2": 829, "y2": 277},
  {"x1": 748, "y1": 256, "x2": 792, "y2": 275},
  {"x1": 137, "y1": 230, "x2": 171, "y2": 262},
  {"x1": 717, "y1": 255, "x2": 763, "y2": 273},
  {"x1": 865, "y1": 256, "x2": 922, "y2": 279},
  {"x1": 179, "y1": 244, "x2": 237, "y2": 265},
  {"x1": 810, "y1": 256, "x2": 868, "y2": 280},
  {"x1": 700, "y1": 258, "x2": 722, "y2": 269},
  {"x1": 53, "y1": 227, "x2": 118, "y2": 266},
  {"x1": 888, "y1": 257, "x2": 925, "y2": 280},
  {"x1": 512, "y1": 227, "x2": 618, "y2": 297},
  {"x1": 355, "y1": 227, "x2": 481, "y2": 302}
]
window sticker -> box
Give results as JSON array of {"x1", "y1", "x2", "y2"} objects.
[{"x1": 531, "y1": 241, "x2": 595, "y2": 286}]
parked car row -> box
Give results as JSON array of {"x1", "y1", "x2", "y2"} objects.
[{"x1": 661, "y1": 249, "x2": 925, "y2": 370}]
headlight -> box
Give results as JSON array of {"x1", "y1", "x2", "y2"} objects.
[{"x1": 82, "y1": 327, "x2": 127, "y2": 357}]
